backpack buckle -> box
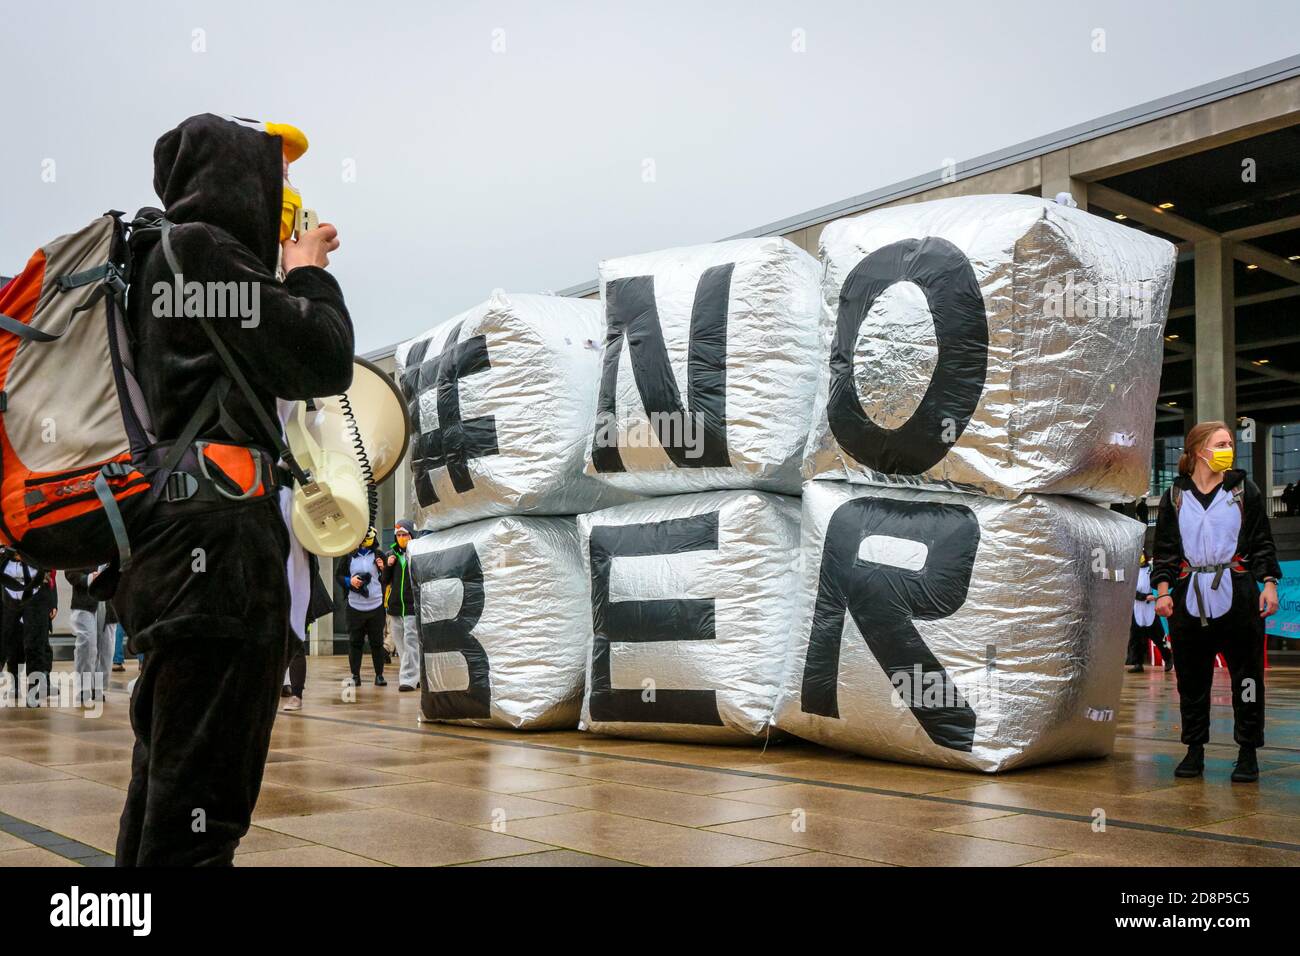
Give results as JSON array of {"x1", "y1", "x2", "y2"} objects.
[
  {"x1": 101, "y1": 461, "x2": 132, "y2": 480},
  {"x1": 104, "y1": 264, "x2": 127, "y2": 297},
  {"x1": 163, "y1": 471, "x2": 199, "y2": 503}
]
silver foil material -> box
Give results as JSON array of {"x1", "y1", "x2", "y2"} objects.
[
  {"x1": 803, "y1": 195, "x2": 1176, "y2": 502},
  {"x1": 409, "y1": 515, "x2": 588, "y2": 730},
  {"x1": 578, "y1": 490, "x2": 801, "y2": 743},
  {"x1": 774, "y1": 481, "x2": 1143, "y2": 772},
  {"x1": 584, "y1": 237, "x2": 822, "y2": 496},
  {"x1": 395, "y1": 291, "x2": 636, "y2": 532}
]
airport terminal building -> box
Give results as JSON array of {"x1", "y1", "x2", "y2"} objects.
[
  {"x1": 52, "y1": 55, "x2": 1300, "y2": 659},
  {"x1": 348, "y1": 55, "x2": 1300, "y2": 657}
]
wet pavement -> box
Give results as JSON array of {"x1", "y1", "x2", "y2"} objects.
[{"x1": 1, "y1": 657, "x2": 1297, "y2": 866}]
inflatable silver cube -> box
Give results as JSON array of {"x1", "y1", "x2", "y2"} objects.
[
  {"x1": 578, "y1": 490, "x2": 801, "y2": 742},
  {"x1": 396, "y1": 291, "x2": 634, "y2": 531},
  {"x1": 409, "y1": 515, "x2": 588, "y2": 730},
  {"x1": 804, "y1": 194, "x2": 1175, "y2": 502},
  {"x1": 585, "y1": 237, "x2": 821, "y2": 496},
  {"x1": 774, "y1": 481, "x2": 1143, "y2": 771}
]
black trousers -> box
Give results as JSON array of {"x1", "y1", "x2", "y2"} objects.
[
  {"x1": 286, "y1": 637, "x2": 306, "y2": 697},
  {"x1": 115, "y1": 633, "x2": 287, "y2": 866},
  {"x1": 112, "y1": 498, "x2": 291, "y2": 866},
  {"x1": 1126, "y1": 617, "x2": 1169, "y2": 666},
  {"x1": 347, "y1": 605, "x2": 386, "y2": 679},
  {"x1": 2, "y1": 601, "x2": 53, "y2": 703},
  {"x1": 1169, "y1": 574, "x2": 1265, "y2": 748}
]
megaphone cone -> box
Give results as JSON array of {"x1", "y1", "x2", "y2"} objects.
[
  {"x1": 285, "y1": 357, "x2": 412, "y2": 557},
  {"x1": 339, "y1": 357, "x2": 411, "y2": 483}
]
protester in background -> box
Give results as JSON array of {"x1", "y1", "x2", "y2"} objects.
[
  {"x1": 383, "y1": 519, "x2": 420, "y2": 692},
  {"x1": 102, "y1": 602, "x2": 121, "y2": 684},
  {"x1": 1154, "y1": 420, "x2": 1281, "y2": 784},
  {"x1": 382, "y1": 604, "x2": 396, "y2": 666},
  {"x1": 1126, "y1": 550, "x2": 1169, "y2": 673},
  {"x1": 1, "y1": 551, "x2": 57, "y2": 706},
  {"x1": 112, "y1": 624, "x2": 126, "y2": 672},
  {"x1": 65, "y1": 566, "x2": 114, "y2": 703},
  {"x1": 337, "y1": 528, "x2": 388, "y2": 687},
  {"x1": 1284, "y1": 481, "x2": 1298, "y2": 517},
  {"x1": 283, "y1": 553, "x2": 335, "y2": 712}
]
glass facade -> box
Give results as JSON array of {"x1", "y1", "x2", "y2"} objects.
[
  {"x1": 1150, "y1": 426, "x2": 1259, "y2": 498},
  {"x1": 1150, "y1": 435, "x2": 1184, "y2": 498},
  {"x1": 1273, "y1": 422, "x2": 1300, "y2": 488}
]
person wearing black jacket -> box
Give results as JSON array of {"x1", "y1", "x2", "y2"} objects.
[
  {"x1": 383, "y1": 519, "x2": 420, "y2": 692},
  {"x1": 1, "y1": 550, "x2": 57, "y2": 706},
  {"x1": 336, "y1": 528, "x2": 389, "y2": 687},
  {"x1": 1153, "y1": 421, "x2": 1281, "y2": 784},
  {"x1": 112, "y1": 114, "x2": 353, "y2": 866}
]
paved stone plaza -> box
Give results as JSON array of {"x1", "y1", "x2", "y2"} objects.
[{"x1": 0, "y1": 658, "x2": 1297, "y2": 867}]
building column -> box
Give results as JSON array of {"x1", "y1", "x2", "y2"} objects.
[
  {"x1": 1252, "y1": 422, "x2": 1272, "y2": 498},
  {"x1": 1194, "y1": 237, "x2": 1236, "y2": 425},
  {"x1": 1040, "y1": 149, "x2": 1088, "y2": 209}
]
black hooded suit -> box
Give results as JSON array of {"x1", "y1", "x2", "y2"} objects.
[{"x1": 113, "y1": 114, "x2": 353, "y2": 866}]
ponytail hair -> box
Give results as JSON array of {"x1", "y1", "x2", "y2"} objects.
[{"x1": 1178, "y1": 419, "x2": 1230, "y2": 476}]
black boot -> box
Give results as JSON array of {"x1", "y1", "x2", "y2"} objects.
[
  {"x1": 374, "y1": 674, "x2": 387, "y2": 687},
  {"x1": 1174, "y1": 744, "x2": 1204, "y2": 778},
  {"x1": 1231, "y1": 746, "x2": 1259, "y2": 783}
]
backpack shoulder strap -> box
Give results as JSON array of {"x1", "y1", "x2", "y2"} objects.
[{"x1": 156, "y1": 220, "x2": 311, "y2": 488}]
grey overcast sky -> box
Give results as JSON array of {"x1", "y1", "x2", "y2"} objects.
[{"x1": 3, "y1": 1, "x2": 1298, "y2": 353}]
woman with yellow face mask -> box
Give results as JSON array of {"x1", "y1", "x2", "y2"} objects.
[{"x1": 1152, "y1": 420, "x2": 1281, "y2": 783}]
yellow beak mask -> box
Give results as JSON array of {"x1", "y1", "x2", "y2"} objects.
[
  {"x1": 280, "y1": 180, "x2": 302, "y2": 243},
  {"x1": 267, "y1": 122, "x2": 309, "y2": 242}
]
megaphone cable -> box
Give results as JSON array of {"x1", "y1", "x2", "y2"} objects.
[{"x1": 338, "y1": 390, "x2": 378, "y2": 528}]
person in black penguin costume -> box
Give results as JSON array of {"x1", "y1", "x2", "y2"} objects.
[
  {"x1": 1, "y1": 550, "x2": 58, "y2": 705},
  {"x1": 1126, "y1": 550, "x2": 1172, "y2": 673},
  {"x1": 336, "y1": 528, "x2": 389, "y2": 687},
  {"x1": 112, "y1": 114, "x2": 353, "y2": 866},
  {"x1": 1153, "y1": 420, "x2": 1281, "y2": 784}
]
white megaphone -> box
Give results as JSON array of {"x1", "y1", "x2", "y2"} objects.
[{"x1": 285, "y1": 356, "x2": 411, "y2": 557}]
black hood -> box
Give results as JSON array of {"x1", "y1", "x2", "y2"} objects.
[{"x1": 150, "y1": 113, "x2": 284, "y2": 269}]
